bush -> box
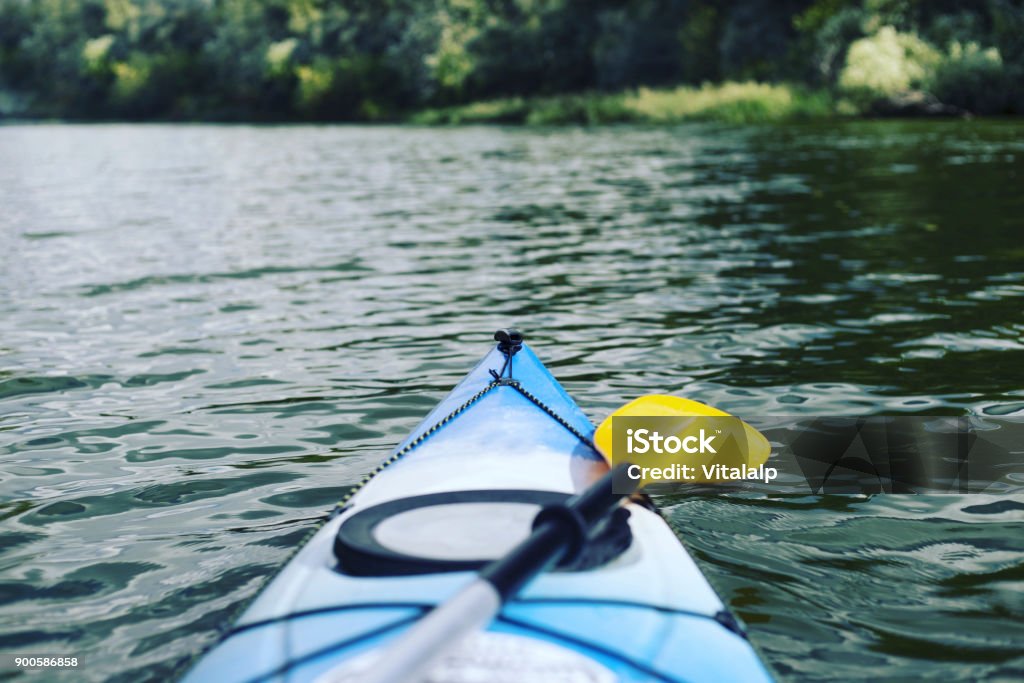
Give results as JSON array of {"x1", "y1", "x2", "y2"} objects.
[
  {"x1": 804, "y1": 8, "x2": 866, "y2": 85},
  {"x1": 412, "y1": 94, "x2": 630, "y2": 125},
  {"x1": 265, "y1": 38, "x2": 298, "y2": 77},
  {"x1": 623, "y1": 82, "x2": 832, "y2": 124},
  {"x1": 931, "y1": 42, "x2": 1011, "y2": 114},
  {"x1": 838, "y1": 26, "x2": 940, "y2": 106},
  {"x1": 81, "y1": 35, "x2": 115, "y2": 76},
  {"x1": 411, "y1": 97, "x2": 529, "y2": 124},
  {"x1": 294, "y1": 58, "x2": 333, "y2": 115},
  {"x1": 411, "y1": 82, "x2": 834, "y2": 125},
  {"x1": 524, "y1": 94, "x2": 631, "y2": 125}
]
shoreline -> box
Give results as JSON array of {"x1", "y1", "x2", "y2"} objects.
[{"x1": 1, "y1": 82, "x2": 993, "y2": 127}]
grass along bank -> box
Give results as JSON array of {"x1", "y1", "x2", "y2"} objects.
[{"x1": 411, "y1": 82, "x2": 837, "y2": 125}]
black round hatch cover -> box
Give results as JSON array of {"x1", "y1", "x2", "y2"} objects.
[{"x1": 334, "y1": 489, "x2": 631, "y2": 576}]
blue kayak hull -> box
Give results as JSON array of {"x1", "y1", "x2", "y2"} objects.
[{"x1": 183, "y1": 343, "x2": 774, "y2": 682}]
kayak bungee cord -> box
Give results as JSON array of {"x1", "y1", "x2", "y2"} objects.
[
  {"x1": 237, "y1": 602, "x2": 696, "y2": 683},
  {"x1": 334, "y1": 329, "x2": 597, "y2": 515},
  {"x1": 500, "y1": 378, "x2": 598, "y2": 453}
]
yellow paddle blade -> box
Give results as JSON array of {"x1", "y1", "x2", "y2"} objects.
[{"x1": 594, "y1": 395, "x2": 771, "y2": 486}]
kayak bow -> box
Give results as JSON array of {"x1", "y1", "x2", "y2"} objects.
[{"x1": 183, "y1": 331, "x2": 774, "y2": 683}]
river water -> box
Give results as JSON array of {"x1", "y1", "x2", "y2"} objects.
[{"x1": 1, "y1": 122, "x2": 1022, "y2": 681}]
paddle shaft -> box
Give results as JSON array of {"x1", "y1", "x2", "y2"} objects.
[{"x1": 329, "y1": 465, "x2": 634, "y2": 683}]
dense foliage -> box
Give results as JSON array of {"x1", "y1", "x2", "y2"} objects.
[{"x1": 1, "y1": 0, "x2": 1022, "y2": 121}]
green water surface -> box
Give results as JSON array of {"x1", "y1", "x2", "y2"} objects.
[{"x1": 0, "y1": 121, "x2": 1022, "y2": 681}]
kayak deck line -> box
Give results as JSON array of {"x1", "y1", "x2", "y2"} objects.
[
  {"x1": 332, "y1": 377, "x2": 501, "y2": 513},
  {"x1": 232, "y1": 604, "x2": 713, "y2": 683},
  {"x1": 223, "y1": 597, "x2": 743, "y2": 642},
  {"x1": 333, "y1": 329, "x2": 598, "y2": 515},
  {"x1": 238, "y1": 614, "x2": 424, "y2": 683},
  {"x1": 236, "y1": 611, "x2": 687, "y2": 683}
]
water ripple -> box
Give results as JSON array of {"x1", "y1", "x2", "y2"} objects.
[{"x1": 0, "y1": 121, "x2": 1022, "y2": 681}]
